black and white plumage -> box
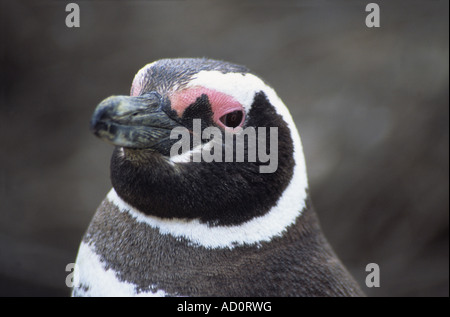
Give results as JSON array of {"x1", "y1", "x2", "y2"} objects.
[{"x1": 73, "y1": 58, "x2": 364, "y2": 297}]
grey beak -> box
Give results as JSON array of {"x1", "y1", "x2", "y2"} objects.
[{"x1": 90, "y1": 92, "x2": 179, "y2": 149}]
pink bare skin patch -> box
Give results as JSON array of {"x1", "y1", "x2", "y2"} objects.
[{"x1": 170, "y1": 87, "x2": 245, "y2": 129}]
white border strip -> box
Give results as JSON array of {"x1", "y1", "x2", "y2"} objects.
[
  {"x1": 74, "y1": 241, "x2": 168, "y2": 297},
  {"x1": 107, "y1": 186, "x2": 305, "y2": 249}
]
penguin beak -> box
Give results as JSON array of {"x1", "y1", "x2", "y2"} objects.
[{"x1": 90, "y1": 92, "x2": 179, "y2": 149}]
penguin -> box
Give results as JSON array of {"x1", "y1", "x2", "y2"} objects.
[{"x1": 72, "y1": 58, "x2": 364, "y2": 297}]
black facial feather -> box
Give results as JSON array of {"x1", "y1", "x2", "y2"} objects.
[
  {"x1": 180, "y1": 94, "x2": 215, "y2": 130},
  {"x1": 110, "y1": 92, "x2": 295, "y2": 226}
]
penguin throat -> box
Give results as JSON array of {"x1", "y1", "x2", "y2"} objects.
[{"x1": 110, "y1": 143, "x2": 294, "y2": 226}]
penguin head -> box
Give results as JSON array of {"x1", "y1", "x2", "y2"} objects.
[{"x1": 91, "y1": 58, "x2": 308, "y2": 227}]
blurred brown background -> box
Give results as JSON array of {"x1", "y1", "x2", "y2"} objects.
[{"x1": 0, "y1": 0, "x2": 448, "y2": 296}]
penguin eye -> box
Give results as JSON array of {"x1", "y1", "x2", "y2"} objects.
[{"x1": 219, "y1": 110, "x2": 244, "y2": 128}]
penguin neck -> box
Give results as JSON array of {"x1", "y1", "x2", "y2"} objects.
[
  {"x1": 106, "y1": 180, "x2": 308, "y2": 250},
  {"x1": 108, "y1": 148, "x2": 309, "y2": 249}
]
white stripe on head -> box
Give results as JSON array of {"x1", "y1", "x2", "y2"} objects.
[{"x1": 186, "y1": 71, "x2": 306, "y2": 179}]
